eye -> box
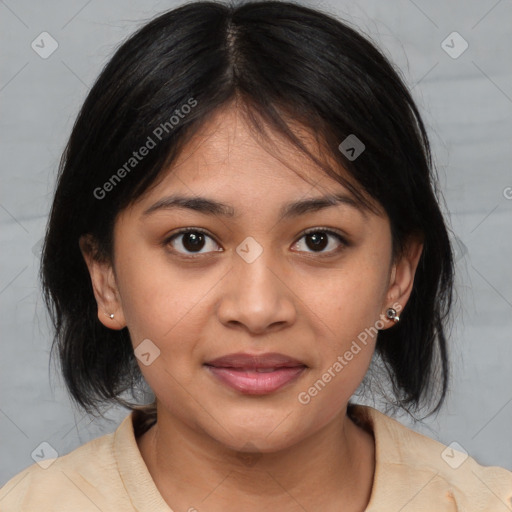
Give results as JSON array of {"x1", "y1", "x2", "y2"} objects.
[
  {"x1": 292, "y1": 228, "x2": 348, "y2": 255},
  {"x1": 164, "y1": 227, "x2": 349, "y2": 259},
  {"x1": 164, "y1": 228, "x2": 222, "y2": 257}
]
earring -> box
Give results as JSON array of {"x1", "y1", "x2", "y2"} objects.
[
  {"x1": 385, "y1": 307, "x2": 400, "y2": 323},
  {"x1": 105, "y1": 312, "x2": 115, "y2": 320}
]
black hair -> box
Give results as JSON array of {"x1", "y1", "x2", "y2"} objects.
[{"x1": 41, "y1": 0, "x2": 455, "y2": 419}]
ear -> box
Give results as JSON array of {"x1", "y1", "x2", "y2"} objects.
[
  {"x1": 79, "y1": 234, "x2": 126, "y2": 330},
  {"x1": 380, "y1": 233, "x2": 424, "y2": 329}
]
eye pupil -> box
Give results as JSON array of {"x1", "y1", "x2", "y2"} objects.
[
  {"x1": 183, "y1": 232, "x2": 205, "y2": 252},
  {"x1": 306, "y1": 232, "x2": 328, "y2": 251}
]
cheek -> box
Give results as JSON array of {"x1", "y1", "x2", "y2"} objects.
[
  {"x1": 114, "y1": 242, "x2": 209, "y2": 340},
  {"x1": 113, "y1": 243, "x2": 227, "y2": 389},
  {"x1": 307, "y1": 256, "x2": 389, "y2": 346},
  {"x1": 294, "y1": 252, "x2": 389, "y2": 423},
  {"x1": 115, "y1": 253, "x2": 211, "y2": 404}
]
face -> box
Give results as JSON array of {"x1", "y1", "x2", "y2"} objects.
[{"x1": 82, "y1": 104, "x2": 422, "y2": 453}]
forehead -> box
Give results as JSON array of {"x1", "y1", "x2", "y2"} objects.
[
  {"x1": 150, "y1": 104, "x2": 357, "y2": 199},
  {"x1": 124, "y1": 103, "x2": 383, "y2": 224}
]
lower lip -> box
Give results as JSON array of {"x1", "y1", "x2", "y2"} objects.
[{"x1": 205, "y1": 365, "x2": 307, "y2": 395}]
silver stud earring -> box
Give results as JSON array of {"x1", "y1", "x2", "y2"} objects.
[
  {"x1": 105, "y1": 312, "x2": 115, "y2": 319},
  {"x1": 385, "y1": 307, "x2": 400, "y2": 323}
]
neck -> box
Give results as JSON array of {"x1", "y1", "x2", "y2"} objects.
[{"x1": 137, "y1": 403, "x2": 375, "y2": 512}]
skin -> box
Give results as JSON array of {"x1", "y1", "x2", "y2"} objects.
[{"x1": 81, "y1": 102, "x2": 423, "y2": 512}]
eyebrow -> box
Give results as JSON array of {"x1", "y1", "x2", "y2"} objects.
[{"x1": 142, "y1": 192, "x2": 368, "y2": 221}]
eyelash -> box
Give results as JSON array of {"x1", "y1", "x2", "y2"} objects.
[{"x1": 163, "y1": 227, "x2": 349, "y2": 259}]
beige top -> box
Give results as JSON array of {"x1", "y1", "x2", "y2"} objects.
[{"x1": 1, "y1": 404, "x2": 511, "y2": 511}]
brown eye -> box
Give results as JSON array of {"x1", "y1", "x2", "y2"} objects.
[
  {"x1": 305, "y1": 232, "x2": 329, "y2": 251},
  {"x1": 293, "y1": 229, "x2": 348, "y2": 254},
  {"x1": 165, "y1": 229, "x2": 222, "y2": 257}
]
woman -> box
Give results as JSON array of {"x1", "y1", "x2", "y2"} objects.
[{"x1": 1, "y1": 0, "x2": 511, "y2": 510}]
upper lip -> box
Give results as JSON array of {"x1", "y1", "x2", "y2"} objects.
[{"x1": 204, "y1": 352, "x2": 307, "y2": 369}]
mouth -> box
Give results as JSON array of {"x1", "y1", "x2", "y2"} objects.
[{"x1": 204, "y1": 352, "x2": 308, "y2": 395}]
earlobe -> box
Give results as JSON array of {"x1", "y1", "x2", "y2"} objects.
[
  {"x1": 100, "y1": 309, "x2": 125, "y2": 330},
  {"x1": 79, "y1": 234, "x2": 127, "y2": 330}
]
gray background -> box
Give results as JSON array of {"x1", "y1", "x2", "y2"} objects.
[{"x1": 1, "y1": 0, "x2": 511, "y2": 486}]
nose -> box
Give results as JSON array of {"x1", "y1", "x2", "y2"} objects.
[{"x1": 216, "y1": 245, "x2": 297, "y2": 334}]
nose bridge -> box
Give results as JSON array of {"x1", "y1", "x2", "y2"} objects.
[
  {"x1": 233, "y1": 235, "x2": 281, "y2": 301},
  {"x1": 217, "y1": 235, "x2": 296, "y2": 332}
]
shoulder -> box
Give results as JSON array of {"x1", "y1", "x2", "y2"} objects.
[
  {"x1": 0, "y1": 414, "x2": 134, "y2": 512},
  {"x1": 350, "y1": 404, "x2": 512, "y2": 511}
]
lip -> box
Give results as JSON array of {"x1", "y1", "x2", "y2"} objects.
[{"x1": 204, "y1": 352, "x2": 308, "y2": 395}]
